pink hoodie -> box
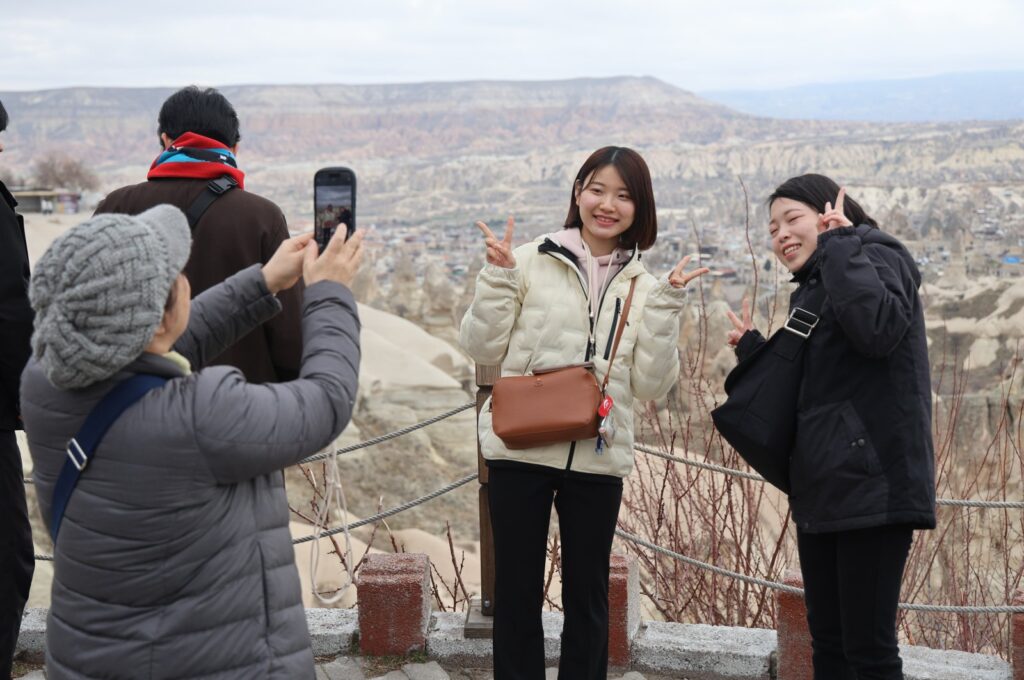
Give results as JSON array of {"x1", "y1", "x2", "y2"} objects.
[{"x1": 548, "y1": 228, "x2": 631, "y2": 322}]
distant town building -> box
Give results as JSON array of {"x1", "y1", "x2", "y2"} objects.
[{"x1": 11, "y1": 188, "x2": 81, "y2": 214}]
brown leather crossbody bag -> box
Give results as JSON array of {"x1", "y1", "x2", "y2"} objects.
[{"x1": 491, "y1": 278, "x2": 637, "y2": 450}]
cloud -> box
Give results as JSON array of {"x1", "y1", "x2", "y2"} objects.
[{"x1": 4, "y1": 0, "x2": 1024, "y2": 91}]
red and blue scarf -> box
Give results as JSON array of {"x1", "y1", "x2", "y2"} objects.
[{"x1": 147, "y1": 132, "x2": 246, "y2": 189}]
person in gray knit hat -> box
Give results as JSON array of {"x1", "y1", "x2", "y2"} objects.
[
  {"x1": 20, "y1": 207, "x2": 366, "y2": 679},
  {"x1": 30, "y1": 204, "x2": 192, "y2": 389}
]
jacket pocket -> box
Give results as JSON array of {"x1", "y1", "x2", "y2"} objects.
[
  {"x1": 792, "y1": 400, "x2": 883, "y2": 491},
  {"x1": 256, "y1": 543, "x2": 272, "y2": 633}
]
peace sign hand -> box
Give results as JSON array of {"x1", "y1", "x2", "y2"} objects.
[
  {"x1": 817, "y1": 187, "x2": 854, "y2": 232},
  {"x1": 726, "y1": 298, "x2": 755, "y2": 347},
  {"x1": 476, "y1": 216, "x2": 516, "y2": 269},
  {"x1": 667, "y1": 255, "x2": 710, "y2": 289}
]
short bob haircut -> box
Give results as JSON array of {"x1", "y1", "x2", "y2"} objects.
[
  {"x1": 563, "y1": 146, "x2": 658, "y2": 251},
  {"x1": 768, "y1": 173, "x2": 878, "y2": 229},
  {"x1": 158, "y1": 86, "x2": 241, "y2": 148}
]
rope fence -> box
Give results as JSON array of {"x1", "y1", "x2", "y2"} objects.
[
  {"x1": 634, "y1": 444, "x2": 1024, "y2": 510},
  {"x1": 300, "y1": 402, "x2": 475, "y2": 465},
  {"x1": 616, "y1": 529, "x2": 1024, "y2": 614},
  {"x1": 22, "y1": 404, "x2": 1024, "y2": 615},
  {"x1": 291, "y1": 472, "x2": 478, "y2": 544}
]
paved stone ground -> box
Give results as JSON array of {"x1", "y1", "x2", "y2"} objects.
[
  {"x1": 314, "y1": 658, "x2": 678, "y2": 679},
  {"x1": 14, "y1": 659, "x2": 678, "y2": 680}
]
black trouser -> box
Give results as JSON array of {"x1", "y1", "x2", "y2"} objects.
[
  {"x1": 0, "y1": 430, "x2": 34, "y2": 678},
  {"x1": 797, "y1": 524, "x2": 914, "y2": 680},
  {"x1": 488, "y1": 463, "x2": 623, "y2": 680}
]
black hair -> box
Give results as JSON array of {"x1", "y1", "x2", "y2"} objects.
[
  {"x1": 158, "y1": 86, "x2": 240, "y2": 148},
  {"x1": 0, "y1": 100, "x2": 8, "y2": 133},
  {"x1": 563, "y1": 146, "x2": 658, "y2": 251},
  {"x1": 768, "y1": 174, "x2": 878, "y2": 228}
]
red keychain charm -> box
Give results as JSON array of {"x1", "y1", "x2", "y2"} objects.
[{"x1": 598, "y1": 395, "x2": 614, "y2": 418}]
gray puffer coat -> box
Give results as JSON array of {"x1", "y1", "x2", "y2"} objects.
[{"x1": 21, "y1": 265, "x2": 360, "y2": 680}]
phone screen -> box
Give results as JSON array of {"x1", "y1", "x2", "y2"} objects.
[{"x1": 314, "y1": 168, "x2": 356, "y2": 253}]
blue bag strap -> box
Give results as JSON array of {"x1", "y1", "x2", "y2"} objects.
[{"x1": 49, "y1": 374, "x2": 169, "y2": 542}]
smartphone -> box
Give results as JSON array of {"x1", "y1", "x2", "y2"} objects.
[{"x1": 314, "y1": 167, "x2": 357, "y2": 253}]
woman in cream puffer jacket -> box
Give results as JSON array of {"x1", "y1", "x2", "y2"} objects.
[{"x1": 460, "y1": 147, "x2": 706, "y2": 680}]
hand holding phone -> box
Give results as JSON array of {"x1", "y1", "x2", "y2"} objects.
[
  {"x1": 304, "y1": 228, "x2": 365, "y2": 288},
  {"x1": 314, "y1": 167, "x2": 357, "y2": 253}
]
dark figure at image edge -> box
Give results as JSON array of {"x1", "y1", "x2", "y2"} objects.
[{"x1": 0, "y1": 98, "x2": 36, "y2": 680}]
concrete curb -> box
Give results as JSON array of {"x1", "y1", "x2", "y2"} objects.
[
  {"x1": 307, "y1": 607, "x2": 358, "y2": 657},
  {"x1": 15, "y1": 607, "x2": 1014, "y2": 679},
  {"x1": 633, "y1": 621, "x2": 776, "y2": 679}
]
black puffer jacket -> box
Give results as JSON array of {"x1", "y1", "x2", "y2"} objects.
[
  {"x1": 0, "y1": 180, "x2": 33, "y2": 430},
  {"x1": 737, "y1": 225, "x2": 935, "y2": 533}
]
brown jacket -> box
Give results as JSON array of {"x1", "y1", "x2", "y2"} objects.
[{"x1": 95, "y1": 177, "x2": 302, "y2": 383}]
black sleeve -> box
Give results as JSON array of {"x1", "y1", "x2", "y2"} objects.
[
  {"x1": 817, "y1": 227, "x2": 915, "y2": 358},
  {"x1": 735, "y1": 329, "x2": 767, "y2": 363},
  {"x1": 0, "y1": 207, "x2": 34, "y2": 428}
]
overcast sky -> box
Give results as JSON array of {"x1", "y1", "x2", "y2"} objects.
[{"x1": 6, "y1": 0, "x2": 1024, "y2": 92}]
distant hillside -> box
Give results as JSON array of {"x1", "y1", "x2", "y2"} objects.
[
  {"x1": 0, "y1": 77, "x2": 781, "y2": 170},
  {"x1": 2, "y1": 75, "x2": 1022, "y2": 256},
  {"x1": 701, "y1": 71, "x2": 1024, "y2": 122}
]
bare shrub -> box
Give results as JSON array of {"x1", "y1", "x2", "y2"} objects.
[{"x1": 31, "y1": 152, "x2": 99, "y2": 191}]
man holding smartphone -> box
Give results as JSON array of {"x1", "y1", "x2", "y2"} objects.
[{"x1": 94, "y1": 86, "x2": 302, "y2": 384}]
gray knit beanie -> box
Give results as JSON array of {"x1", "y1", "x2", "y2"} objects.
[{"x1": 29, "y1": 204, "x2": 192, "y2": 389}]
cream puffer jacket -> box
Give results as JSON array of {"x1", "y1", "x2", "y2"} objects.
[{"x1": 459, "y1": 235, "x2": 687, "y2": 478}]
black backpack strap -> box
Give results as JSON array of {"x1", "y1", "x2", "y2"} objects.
[{"x1": 184, "y1": 175, "x2": 238, "y2": 230}]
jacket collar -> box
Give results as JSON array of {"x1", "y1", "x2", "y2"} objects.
[
  {"x1": 537, "y1": 236, "x2": 643, "y2": 279},
  {"x1": 790, "y1": 248, "x2": 821, "y2": 284}
]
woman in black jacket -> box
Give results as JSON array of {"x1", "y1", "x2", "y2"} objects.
[{"x1": 726, "y1": 174, "x2": 935, "y2": 679}]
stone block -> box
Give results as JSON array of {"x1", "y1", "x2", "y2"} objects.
[
  {"x1": 1013, "y1": 590, "x2": 1024, "y2": 680},
  {"x1": 902, "y1": 643, "x2": 1011, "y2": 680},
  {"x1": 358, "y1": 553, "x2": 432, "y2": 656},
  {"x1": 306, "y1": 608, "x2": 359, "y2": 657},
  {"x1": 427, "y1": 610, "x2": 563, "y2": 668},
  {"x1": 609, "y1": 553, "x2": 641, "y2": 669},
  {"x1": 775, "y1": 569, "x2": 812, "y2": 680},
  {"x1": 14, "y1": 608, "x2": 46, "y2": 664},
  {"x1": 633, "y1": 620, "x2": 775, "y2": 679}
]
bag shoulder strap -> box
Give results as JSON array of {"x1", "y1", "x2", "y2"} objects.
[
  {"x1": 774, "y1": 272, "x2": 829, "y2": 360},
  {"x1": 184, "y1": 175, "x2": 238, "y2": 231},
  {"x1": 49, "y1": 374, "x2": 169, "y2": 542},
  {"x1": 601, "y1": 277, "x2": 638, "y2": 393}
]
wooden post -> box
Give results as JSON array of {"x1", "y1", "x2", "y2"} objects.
[{"x1": 465, "y1": 364, "x2": 500, "y2": 638}]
